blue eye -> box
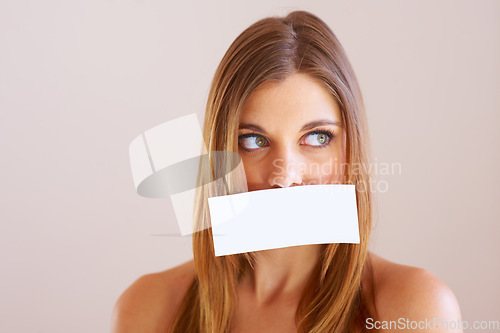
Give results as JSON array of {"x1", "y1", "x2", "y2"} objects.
[
  {"x1": 302, "y1": 130, "x2": 333, "y2": 147},
  {"x1": 238, "y1": 134, "x2": 269, "y2": 150}
]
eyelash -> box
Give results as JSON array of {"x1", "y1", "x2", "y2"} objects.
[{"x1": 238, "y1": 129, "x2": 335, "y2": 152}]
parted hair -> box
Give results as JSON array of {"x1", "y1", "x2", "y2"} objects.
[{"x1": 171, "y1": 10, "x2": 377, "y2": 333}]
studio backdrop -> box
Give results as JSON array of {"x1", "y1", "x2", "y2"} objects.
[{"x1": 0, "y1": 0, "x2": 498, "y2": 332}]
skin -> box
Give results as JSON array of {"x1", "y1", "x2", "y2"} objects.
[
  {"x1": 230, "y1": 73, "x2": 347, "y2": 331},
  {"x1": 111, "y1": 73, "x2": 463, "y2": 333}
]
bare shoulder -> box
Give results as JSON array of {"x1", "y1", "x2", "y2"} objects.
[
  {"x1": 111, "y1": 259, "x2": 195, "y2": 333},
  {"x1": 368, "y1": 252, "x2": 462, "y2": 332}
]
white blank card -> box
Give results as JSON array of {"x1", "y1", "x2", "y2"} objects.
[{"x1": 208, "y1": 184, "x2": 360, "y2": 256}]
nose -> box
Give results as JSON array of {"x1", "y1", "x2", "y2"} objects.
[{"x1": 268, "y1": 147, "x2": 304, "y2": 188}]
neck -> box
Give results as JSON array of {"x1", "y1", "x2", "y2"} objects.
[{"x1": 242, "y1": 244, "x2": 322, "y2": 306}]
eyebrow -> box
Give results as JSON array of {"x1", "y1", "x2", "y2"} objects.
[
  {"x1": 300, "y1": 120, "x2": 342, "y2": 132},
  {"x1": 238, "y1": 123, "x2": 266, "y2": 133},
  {"x1": 239, "y1": 120, "x2": 341, "y2": 134}
]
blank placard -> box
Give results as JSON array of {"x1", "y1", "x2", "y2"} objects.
[{"x1": 208, "y1": 184, "x2": 360, "y2": 256}]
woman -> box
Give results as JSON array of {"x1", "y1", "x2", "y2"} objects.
[{"x1": 112, "y1": 10, "x2": 462, "y2": 332}]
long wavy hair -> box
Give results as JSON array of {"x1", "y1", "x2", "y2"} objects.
[{"x1": 172, "y1": 10, "x2": 377, "y2": 333}]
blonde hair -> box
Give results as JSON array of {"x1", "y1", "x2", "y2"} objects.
[{"x1": 172, "y1": 10, "x2": 377, "y2": 332}]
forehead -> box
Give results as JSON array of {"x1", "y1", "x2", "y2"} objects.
[{"x1": 240, "y1": 73, "x2": 342, "y2": 126}]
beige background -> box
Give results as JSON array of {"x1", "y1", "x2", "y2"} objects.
[{"x1": 0, "y1": 0, "x2": 498, "y2": 332}]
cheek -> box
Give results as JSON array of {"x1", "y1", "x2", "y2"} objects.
[
  {"x1": 239, "y1": 155, "x2": 262, "y2": 190},
  {"x1": 305, "y1": 157, "x2": 344, "y2": 184},
  {"x1": 306, "y1": 139, "x2": 346, "y2": 184}
]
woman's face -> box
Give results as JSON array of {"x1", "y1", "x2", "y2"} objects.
[{"x1": 238, "y1": 72, "x2": 346, "y2": 192}]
